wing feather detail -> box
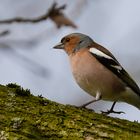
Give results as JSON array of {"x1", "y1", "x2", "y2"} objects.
[{"x1": 89, "y1": 47, "x2": 140, "y2": 96}]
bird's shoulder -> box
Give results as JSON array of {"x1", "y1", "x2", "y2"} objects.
[{"x1": 88, "y1": 42, "x2": 140, "y2": 96}]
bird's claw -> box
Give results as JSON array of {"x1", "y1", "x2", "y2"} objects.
[{"x1": 101, "y1": 110, "x2": 125, "y2": 115}]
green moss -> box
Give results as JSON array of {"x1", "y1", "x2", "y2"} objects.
[
  {"x1": 6, "y1": 83, "x2": 31, "y2": 96},
  {"x1": 7, "y1": 83, "x2": 21, "y2": 89},
  {"x1": 0, "y1": 83, "x2": 140, "y2": 139}
]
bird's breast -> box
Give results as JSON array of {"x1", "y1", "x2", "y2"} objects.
[{"x1": 69, "y1": 49, "x2": 125, "y2": 100}]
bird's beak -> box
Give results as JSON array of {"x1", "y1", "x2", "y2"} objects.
[{"x1": 53, "y1": 42, "x2": 64, "y2": 49}]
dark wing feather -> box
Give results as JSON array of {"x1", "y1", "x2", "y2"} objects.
[{"x1": 89, "y1": 44, "x2": 140, "y2": 96}]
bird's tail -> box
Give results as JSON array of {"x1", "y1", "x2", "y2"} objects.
[{"x1": 120, "y1": 88, "x2": 140, "y2": 110}]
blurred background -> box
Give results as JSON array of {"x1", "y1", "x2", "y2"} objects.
[{"x1": 0, "y1": 0, "x2": 140, "y2": 121}]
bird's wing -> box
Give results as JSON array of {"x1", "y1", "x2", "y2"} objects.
[{"x1": 88, "y1": 43, "x2": 140, "y2": 96}]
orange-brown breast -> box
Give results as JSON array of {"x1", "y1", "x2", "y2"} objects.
[
  {"x1": 69, "y1": 47, "x2": 125, "y2": 101},
  {"x1": 64, "y1": 36, "x2": 80, "y2": 55}
]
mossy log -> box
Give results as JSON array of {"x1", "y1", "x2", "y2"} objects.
[{"x1": 0, "y1": 84, "x2": 140, "y2": 140}]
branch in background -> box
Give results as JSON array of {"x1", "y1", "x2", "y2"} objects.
[
  {"x1": 49, "y1": 3, "x2": 77, "y2": 28},
  {"x1": 0, "y1": 44, "x2": 50, "y2": 78},
  {"x1": 0, "y1": 2, "x2": 77, "y2": 28},
  {"x1": 0, "y1": 30, "x2": 10, "y2": 37}
]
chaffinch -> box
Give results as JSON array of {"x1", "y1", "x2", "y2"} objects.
[{"x1": 53, "y1": 33, "x2": 140, "y2": 114}]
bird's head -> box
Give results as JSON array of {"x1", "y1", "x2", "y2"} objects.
[{"x1": 53, "y1": 33, "x2": 93, "y2": 55}]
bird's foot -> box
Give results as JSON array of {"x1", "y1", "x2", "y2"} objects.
[
  {"x1": 101, "y1": 109, "x2": 125, "y2": 115},
  {"x1": 79, "y1": 98, "x2": 101, "y2": 108},
  {"x1": 78, "y1": 104, "x2": 87, "y2": 108},
  {"x1": 77, "y1": 105, "x2": 94, "y2": 112}
]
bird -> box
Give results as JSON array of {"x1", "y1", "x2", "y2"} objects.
[{"x1": 53, "y1": 33, "x2": 140, "y2": 114}]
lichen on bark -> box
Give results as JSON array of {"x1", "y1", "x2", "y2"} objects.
[{"x1": 0, "y1": 83, "x2": 140, "y2": 140}]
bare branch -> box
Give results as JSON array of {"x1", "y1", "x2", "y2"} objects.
[
  {"x1": 0, "y1": 30, "x2": 10, "y2": 37},
  {"x1": 49, "y1": 3, "x2": 77, "y2": 28},
  {"x1": 0, "y1": 2, "x2": 77, "y2": 28}
]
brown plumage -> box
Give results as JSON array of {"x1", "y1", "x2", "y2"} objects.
[{"x1": 54, "y1": 33, "x2": 140, "y2": 114}]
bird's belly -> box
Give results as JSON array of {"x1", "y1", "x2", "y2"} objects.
[
  {"x1": 72, "y1": 71, "x2": 97, "y2": 94},
  {"x1": 73, "y1": 70, "x2": 124, "y2": 101},
  {"x1": 70, "y1": 53, "x2": 125, "y2": 101}
]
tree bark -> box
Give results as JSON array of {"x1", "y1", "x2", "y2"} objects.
[{"x1": 0, "y1": 84, "x2": 140, "y2": 140}]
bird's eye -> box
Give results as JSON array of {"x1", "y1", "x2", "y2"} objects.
[
  {"x1": 65, "y1": 38, "x2": 70, "y2": 42},
  {"x1": 61, "y1": 37, "x2": 70, "y2": 43},
  {"x1": 79, "y1": 40, "x2": 83, "y2": 44}
]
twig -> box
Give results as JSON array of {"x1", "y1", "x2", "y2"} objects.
[
  {"x1": 0, "y1": 30, "x2": 10, "y2": 36},
  {"x1": 0, "y1": 3, "x2": 53, "y2": 24},
  {"x1": 0, "y1": 2, "x2": 76, "y2": 28}
]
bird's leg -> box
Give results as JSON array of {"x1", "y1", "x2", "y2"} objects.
[
  {"x1": 101, "y1": 101, "x2": 125, "y2": 115},
  {"x1": 79, "y1": 92, "x2": 101, "y2": 108}
]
